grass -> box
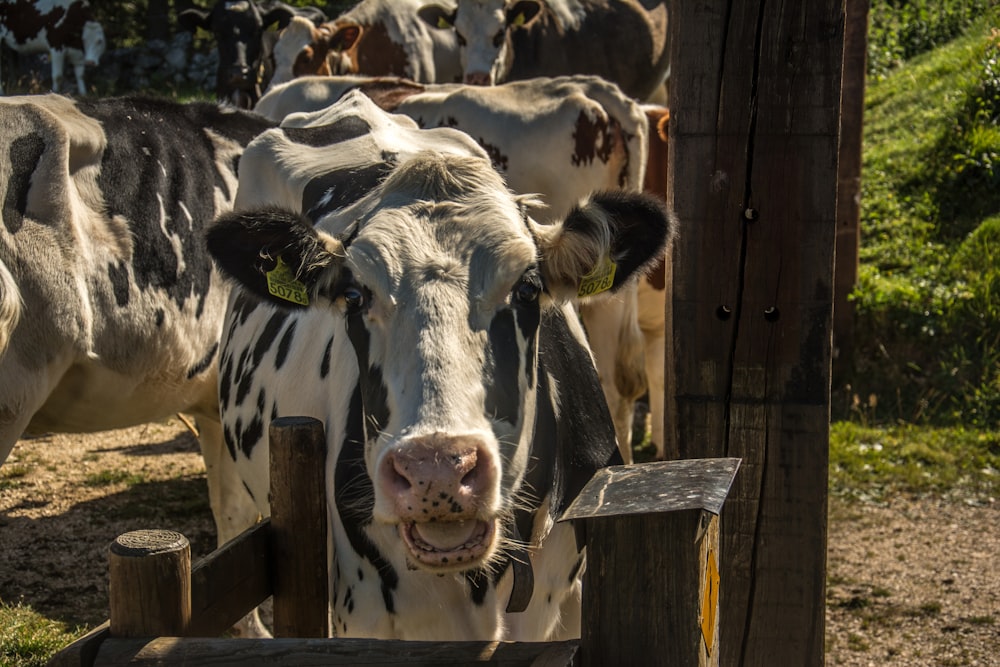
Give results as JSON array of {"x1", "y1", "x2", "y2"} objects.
[
  {"x1": 0, "y1": 603, "x2": 84, "y2": 667},
  {"x1": 829, "y1": 422, "x2": 1000, "y2": 502}
]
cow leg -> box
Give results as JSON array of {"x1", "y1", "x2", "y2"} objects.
[
  {"x1": 48, "y1": 49, "x2": 66, "y2": 93},
  {"x1": 579, "y1": 286, "x2": 646, "y2": 464},
  {"x1": 637, "y1": 278, "x2": 666, "y2": 460},
  {"x1": 72, "y1": 61, "x2": 87, "y2": 95}
]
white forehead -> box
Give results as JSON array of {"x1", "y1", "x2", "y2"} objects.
[
  {"x1": 454, "y1": 0, "x2": 505, "y2": 33},
  {"x1": 342, "y1": 155, "x2": 538, "y2": 317}
]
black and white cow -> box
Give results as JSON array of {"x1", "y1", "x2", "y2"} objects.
[
  {"x1": 0, "y1": 95, "x2": 273, "y2": 572},
  {"x1": 179, "y1": 0, "x2": 326, "y2": 108},
  {"x1": 206, "y1": 90, "x2": 673, "y2": 640},
  {"x1": 0, "y1": 0, "x2": 106, "y2": 95}
]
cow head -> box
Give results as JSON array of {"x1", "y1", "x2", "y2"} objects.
[
  {"x1": 180, "y1": 0, "x2": 307, "y2": 107},
  {"x1": 79, "y1": 20, "x2": 106, "y2": 67},
  {"x1": 206, "y1": 104, "x2": 669, "y2": 574},
  {"x1": 269, "y1": 16, "x2": 362, "y2": 88},
  {"x1": 419, "y1": 0, "x2": 541, "y2": 86}
]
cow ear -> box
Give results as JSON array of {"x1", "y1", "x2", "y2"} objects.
[
  {"x1": 178, "y1": 8, "x2": 212, "y2": 32},
  {"x1": 206, "y1": 207, "x2": 345, "y2": 309},
  {"x1": 260, "y1": 2, "x2": 298, "y2": 29},
  {"x1": 328, "y1": 23, "x2": 362, "y2": 51},
  {"x1": 417, "y1": 4, "x2": 457, "y2": 30},
  {"x1": 506, "y1": 0, "x2": 542, "y2": 27},
  {"x1": 537, "y1": 191, "x2": 676, "y2": 302}
]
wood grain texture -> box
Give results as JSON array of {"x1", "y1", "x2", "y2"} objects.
[{"x1": 668, "y1": 1, "x2": 843, "y2": 664}]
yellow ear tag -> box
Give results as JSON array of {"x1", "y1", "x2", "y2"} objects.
[
  {"x1": 437, "y1": 16, "x2": 451, "y2": 28},
  {"x1": 266, "y1": 256, "x2": 310, "y2": 306},
  {"x1": 512, "y1": 12, "x2": 526, "y2": 26},
  {"x1": 577, "y1": 256, "x2": 617, "y2": 297}
]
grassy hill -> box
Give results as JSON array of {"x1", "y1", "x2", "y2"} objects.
[{"x1": 840, "y1": 5, "x2": 1000, "y2": 427}]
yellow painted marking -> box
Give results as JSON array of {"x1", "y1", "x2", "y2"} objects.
[{"x1": 701, "y1": 546, "x2": 720, "y2": 655}]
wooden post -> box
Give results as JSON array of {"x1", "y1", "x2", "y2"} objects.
[
  {"x1": 833, "y1": 0, "x2": 870, "y2": 382},
  {"x1": 108, "y1": 530, "x2": 191, "y2": 637},
  {"x1": 667, "y1": 1, "x2": 842, "y2": 664},
  {"x1": 269, "y1": 416, "x2": 330, "y2": 638},
  {"x1": 561, "y1": 458, "x2": 739, "y2": 667}
]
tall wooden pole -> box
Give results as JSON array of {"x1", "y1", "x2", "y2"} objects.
[{"x1": 667, "y1": 1, "x2": 844, "y2": 664}]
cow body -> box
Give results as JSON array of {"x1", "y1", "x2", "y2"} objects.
[
  {"x1": 179, "y1": 0, "x2": 326, "y2": 108},
  {"x1": 0, "y1": 95, "x2": 273, "y2": 571},
  {"x1": 206, "y1": 90, "x2": 672, "y2": 640},
  {"x1": 268, "y1": 0, "x2": 461, "y2": 90},
  {"x1": 419, "y1": 0, "x2": 669, "y2": 100},
  {"x1": 256, "y1": 75, "x2": 659, "y2": 457},
  {"x1": 0, "y1": 0, "x2": 105, "y2": 95}
]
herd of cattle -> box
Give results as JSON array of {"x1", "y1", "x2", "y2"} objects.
[{"x1": 0, "y1": 0, "x2": 675, "y2": 643}]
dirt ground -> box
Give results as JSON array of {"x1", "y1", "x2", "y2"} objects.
[{"x1": 1, "y1": 419, "x2": 997, "y2": 665}]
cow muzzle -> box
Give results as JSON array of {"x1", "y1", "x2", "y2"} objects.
[
  {"x1": 377, "y1": 433, "x2": 499, "y2": 570},
  {"x1": 463, "y1": 71, "x2": 493, "y2": 86}
]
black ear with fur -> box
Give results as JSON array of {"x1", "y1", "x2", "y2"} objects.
[
  {"x1": 539, "y1": 190, "x2": 676, "y2": 301},
  {"x1": 506, "y1": 0, "x2": 542, "y2": 28},
  {"x1": 417, "y1": 4, "x2": 457, "y2": 30},
  {"x1": 565, "y1": 190, "x2": 676, "y2": 291},
  {"x1": 206, "y1": 207, "x2": 344, "y2": 308}
]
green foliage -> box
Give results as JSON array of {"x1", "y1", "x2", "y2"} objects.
[
  {"x1": 868, "y1": 0, "x2": 1000, "y2": 76},
  {"x1": 0, "y1": 602, "x2": 82, "y2": 667},
  {"x1": 845, "y1": 14, "x2": 1000, "y2": 426}
]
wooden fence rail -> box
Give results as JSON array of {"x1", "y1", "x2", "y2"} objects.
[{"x1": 49, "y1": 417, "x2": 738, "y2": 667}]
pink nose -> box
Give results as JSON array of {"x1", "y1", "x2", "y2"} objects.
[
  {"x1": 464, "y1": 71, "x2": 492, "y2": 86},
  {"x1": 378, "y1": 434, "x2": 496, "y2": 521}
]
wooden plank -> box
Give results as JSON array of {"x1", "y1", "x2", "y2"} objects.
[
  {"x1": 580, "y1": 511, "x2": 718, "y2": 666},
  {"x1": 560, "y1": 458, "x2": 740, "y2": 520},
  {"x1": 92, "y1": 638, "x2": 578, "y2": 666},
  {"x1": 668, "y1": 1, "x2": 842, "y2": 664},
  {"x1": 188, "y1": 520, "x2": 272, "y2": 636},
  {"x1": 45, "y1": 622, "x2": 110, "y2": 667},
  {"x1": 833, "y1": 0, "x2": 869, "y2": 378}
]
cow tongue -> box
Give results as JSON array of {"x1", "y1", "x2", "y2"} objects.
[{"x1": 412, "y1": 520, "x2": 480, "y2": 551}]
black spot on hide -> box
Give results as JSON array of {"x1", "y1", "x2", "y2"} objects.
[
  {"x1": 3, "y1": 133, "x2": 44, "y2": 234},
  {"x1": 107, "y1": 261, "x2": 131, "y2": 306},
  {"x1": 274, "y1": 319, "x2": 296, "y2": 369},
  {"x1": 303, "y1": 162, "x2": 394, "y2": 221},
  {"x1": 282, "y1": 115, "x2": 371, "y2": 148},
  {"x1": 186, "y1": 342, "x2": 219, "y2": 379}
]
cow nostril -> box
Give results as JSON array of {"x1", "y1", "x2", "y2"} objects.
[{"x1": 386, "y1": 456, "x2": 413, "y2": 494}]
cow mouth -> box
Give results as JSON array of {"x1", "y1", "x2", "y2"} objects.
[{"x1": 400, "y1": 519, "x2": 495, "y2": 569}]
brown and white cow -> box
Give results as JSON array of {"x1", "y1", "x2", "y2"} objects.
[
  {"x1": 268, "y1": 0, "x2": 461, "y2": 90},
  {"x1": 206, "y1": 89, "x2": 673, "y2": 640},
  {"x1": 0, "y1": 0, "x2": 105, "y2": 95},
  {"x1": 255, "y1": 75, "x2": 670, "y2": 461},
  {"x1": 179, "y1": 0, "x2": 326, "y2": 108},
  {"x1": 418, "y1": 0, "x2": 670, "y2": 100}
]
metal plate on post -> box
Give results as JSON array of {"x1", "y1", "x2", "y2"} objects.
[{"x1": 558, "y1": 458, "x2": 741, "y2": 521}]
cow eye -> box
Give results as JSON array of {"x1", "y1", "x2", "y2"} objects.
[
  {"x1": 513, "y1": 278, "x2": 541, "y2": 304},
  {"x1": 342, "y1": 285, "x2": 367, "y2": 314}
]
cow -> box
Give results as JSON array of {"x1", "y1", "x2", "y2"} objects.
[
  {"x1": 178, "y1": 0, "x2": 326, "y2": 108},
  {"x1": 418, "y1": 0, "x2": 670, "y2": 101},
  {"x1": 267, "y1": 0, "x2": 461, "y2": 90},
  {"x1": 0, "y1": 0, "x2": 105, "y2": 95},
  {"x1": 205, "y1": 89, "x2": 673, "y2": 640},
  {"x1": 0, "y1": 95, "x2": 274, "y2": 632},
  {"x1": 254, "y1": 74, "x2": 660, "y2": 458}
]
